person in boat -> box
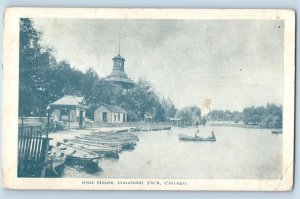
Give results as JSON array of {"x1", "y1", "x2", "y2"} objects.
[{"x1": 195, "y1": 129, "x2": 200, "y2": 138}]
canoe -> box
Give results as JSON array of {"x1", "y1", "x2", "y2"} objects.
[
  {"x1": 47, "y1": 145, "x2": 66, "y2": 175},
  {"x1": 64, "y1": 139, "x2": 120, "y2": 159},
  {"x1": 178, "y1": 133, "x2": 216, "y2": 142}
]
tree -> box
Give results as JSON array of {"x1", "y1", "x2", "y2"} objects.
[
  {"x1": 178, "y1": 106, "x2": 201, "y2": 126},
  {"x1": 242, "y1": 104, "x2": 282, "y2": 128},
  {"x1": 18, "y1": 19, "x2": 174, "y2": 123},
  {"x1": 19, "y1": 18, "x2": 57, "y2": 116},
  {"x1": 161, "y1": 98, "x2": 177, "y2": 119},
  {"x1": 120, "y1": 79, "x2": 166, "y2": 122}
]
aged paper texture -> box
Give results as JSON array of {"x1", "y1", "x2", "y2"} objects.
[{"x1": 2, "y1": 8, "x2": 295, "y2": 191}]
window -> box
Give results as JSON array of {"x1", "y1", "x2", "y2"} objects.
[
  {"x1": 118, "y1": 113, "x2": 120, "y2": 121},
  {"x1": 60, "y1": 108, "x2": 69, "y2": 121}
]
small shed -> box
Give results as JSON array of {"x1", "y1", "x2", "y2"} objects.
[
  {"x1": 94, "y1": 104, "x2": 127, "y2": 124},
  {"x1": 49, "y1": 95, "x2": 88, "y2": 128},
  {"x1": 168, "y1": 117, "x2": 181, "y2": 126}
]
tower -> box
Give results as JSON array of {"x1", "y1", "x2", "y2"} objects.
[{"x1": 106, "y1": 39, "x2": 135, "y2": 89}]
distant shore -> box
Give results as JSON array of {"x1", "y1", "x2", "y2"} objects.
[{"x1": 206, "y1": 121, "x2": 282, "y2": 130}]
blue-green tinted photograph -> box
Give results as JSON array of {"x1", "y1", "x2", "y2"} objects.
[{"x1": 18, "y1": 18, "x2": 283, "y2": 179}]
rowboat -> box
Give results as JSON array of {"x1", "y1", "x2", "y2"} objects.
[
  {"x1": 47, "y1": 145, "x2": 66, "y2": 175},
  {"x1": 271, "y1": 130, "x2": 282, "y2": 135},
  {"x1": 74, "y1": 136, "x2": 123, "y2": 149},
  {"x1": 84, "y1": 135, "x2": 138, "y2": 145},
  {"x1": 64, "y1": 139, "x2": 120, "y2": 159},
  {"x1": 89, "y1": 131, "x2": 139, "y2": 141},
  {"x1": 76, "y1": 136, "x2": 135, "y2": 150},
  {"x1": 57, "y1": 142, "x2": 101, "y2": 172},
  {"x1": 87, "y1": 133, "x2": 138, "y2": 141},
  {"x1": 136, "y1": 126, "x2": 171, "y2": 131},
  {"x1": 69, "y1": 138, "x2": 121, "y2": 152},
  {"x1": 178, "y1": 132, "x2": 216, "y2": 142}
]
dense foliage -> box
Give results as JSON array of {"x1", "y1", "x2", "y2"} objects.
[
  {"x1": 207, "y1": 103, "x2": 282, "y2": 128},
  {"x1": 207, "y1": 110, "x2": 241, "y2": 123},
  {"x1": 177, "y1": 106, "x2": 202, "y2": 126},
  {"x1": 19, "y1": 18, "x2": 176, "y2": 122},
  {"x1": 242, "y1": 104, "x2": 282, "y2": 128}
]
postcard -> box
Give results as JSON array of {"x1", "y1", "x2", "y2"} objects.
[{"x1": 2, "y1": 8, "x2": 295, "y2": 190}]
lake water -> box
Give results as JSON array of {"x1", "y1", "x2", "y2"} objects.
[{"x1": 61, "y1": 126, "x2": 282, "y2": 179}]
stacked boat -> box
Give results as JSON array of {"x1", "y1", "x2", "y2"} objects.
[{"x1": 51, "y1": 130, "x2": 139, "y2": 174}]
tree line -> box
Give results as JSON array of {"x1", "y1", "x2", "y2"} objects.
[
  {"x1": 19, "y1": 18, "x2": 180, "y2": 122},
  {"x1": 206, "y1": 103, "x2": 282, "y2": 128},
  {"x1": 20, "y1": 18, "x2": 280, "y2": 128}
]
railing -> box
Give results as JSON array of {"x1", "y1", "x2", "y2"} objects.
[{"x1": 18, "y1": 126, "x2": 50, "y2": 177}]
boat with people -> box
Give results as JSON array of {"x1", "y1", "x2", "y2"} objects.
[{"x1": 178, "y1": 131, "x2": 216, "y2": 142}]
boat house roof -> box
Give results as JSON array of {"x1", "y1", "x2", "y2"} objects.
[
  {"x1": 98, "y1": 104, "x2": 127, "y2": 113},
  {"x1": 49, "y1": 95, "x2": 87, "y2": 108}
]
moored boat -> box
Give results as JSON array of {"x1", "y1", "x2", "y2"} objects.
[
  {"x1": 57, "y1": 142, "x2": 101, "y2": 172},
  {"x1": 47, "y1": 145, "x2": 66, "y2": 175},
  {"x1": 76, "y1": 136, "x2": 136, "y2": 150},
  {"x1": 89, "y1": 131, "x2": 139, "y2": 140},
  {"x1": 87, "y1": 134, "x2": 138, "y2": 142},
  {"x1": 63, "y1": 139, "x2": 120, "y2": 159},
  {"x1": 74, "y1": 136, "x2": 123, "y2": 149}
]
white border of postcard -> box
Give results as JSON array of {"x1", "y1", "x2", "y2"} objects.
[{"x1": 2, "y1": 8, "x2": 295, "y2": 191}]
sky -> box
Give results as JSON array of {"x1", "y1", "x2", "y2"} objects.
[{"x1": 32, "y1": 19, "x2": 284, "y2": 112}]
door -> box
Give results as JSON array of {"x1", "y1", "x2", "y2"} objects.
[
  {"x1": 79, "y1": 111, "x2": 84, "y2": 127},
  {"x1": 102, "y1": 112, "x2": 107, "y2": 123}
]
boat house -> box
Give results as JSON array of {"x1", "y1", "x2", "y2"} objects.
[
  {"x1": 94, "y1": 104, "x2": 127, "y2": 124},
  {"x1": 49, "y1": 95, "x2": 88, "y2": 128}
]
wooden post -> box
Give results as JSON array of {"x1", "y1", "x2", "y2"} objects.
[
  {"x1": 21, "y1": 114, "x2": 24, "y2": 135},
  {"x1": 40, "y1": 138, "x2": 49, "y2": 178},
  {"x1": 46, "y1": 106, "x2": 50, "y2": 139}
]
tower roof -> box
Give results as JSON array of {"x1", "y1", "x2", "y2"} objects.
[
  {"x1": 112, "y1": 54, "x2": 125, "y2": 60},
  {"x1": 106, "y1": 39, "x2": 135, "y2": 89}
]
